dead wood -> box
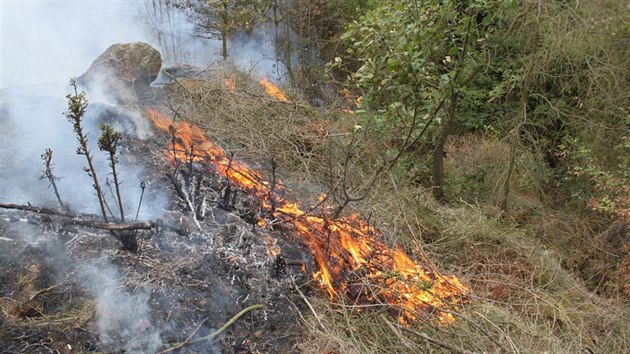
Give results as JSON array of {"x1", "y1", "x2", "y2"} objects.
[
  {"x1": 0, "y1": 203, "x2": 87, "y2": 218},
  {"x1": 0, "y1": 203, "x2": 153, "y2": 231},
  {"x1": 160, "y1": 304, "x2": 263, "y2": 353},
  {"x1": 62, "y1": 219, "x2": 153, "y2": 231}
]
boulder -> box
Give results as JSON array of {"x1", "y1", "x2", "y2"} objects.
[{"x1": 78, "y1": 42, "x2": 162, "y2": 104}]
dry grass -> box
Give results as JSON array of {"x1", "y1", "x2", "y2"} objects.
[{"x1": 159, "y1": 70, "x2": 629, "y2": 353}]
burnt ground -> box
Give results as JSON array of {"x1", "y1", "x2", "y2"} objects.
[{"x1": 0, "y1": 110, "x2": 314, "y2": 353}]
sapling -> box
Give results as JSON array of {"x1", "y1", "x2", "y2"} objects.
[
  {"x1": 98, "y1": 123, "x2": 125, "y2": 222},
  {"x1": 39, "y1": 148, "x2": 68, "y2": 211},
  {"x1": 64, "y1": 79, "x2": 108, "y2": 222}
]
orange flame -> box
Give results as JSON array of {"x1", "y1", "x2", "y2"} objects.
[
  {"x1": 340, "y1": 89, "x2": 362, "y2": 114},
  {"x1": 147, "y1": 108, "x2": 468, "y2": 324},
  {"x1": 225, "y1": 76, "x2": 236, "y2": 92},
  {"x1": 260, "y1": 76, "x2": 289, "y2": 102}
]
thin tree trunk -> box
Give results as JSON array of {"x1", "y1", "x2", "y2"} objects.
[
  {"x1": 221, "y1": 32, "x2": 228, "y2": 60},
  {"x1": 109, "y1": 153, "x2": 125, "y2": 223},
  {"x1": 432, "y1": 92, "x2": 457, "y2": 202},
  {"x1": 77, "y1": 124, "x2": 108, "y2": 222},
  {"x1": 500, "y1": 129, "x2": 517, "y2": 212}
]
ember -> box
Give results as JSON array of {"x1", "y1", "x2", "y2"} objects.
[
  {"x1": 260, "y1": 76, "x2": 290, "y2": 102},
  {"x1": 147, "y1": 109, "x2": 468, "y2": 324}
]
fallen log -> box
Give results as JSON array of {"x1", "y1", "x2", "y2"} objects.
[
  {"x1": 0, "y1": 202, "x2": 89, "y2": 218},
  {"x1": 0, "y1": 202, "x2": 153, "y2": 231},
  {"x1": 63, "y1": 219, "x2": 153, "y2": 231}
]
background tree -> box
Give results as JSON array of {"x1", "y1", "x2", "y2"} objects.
[
  {"x1": 339, "y1": 0, "x2": 510, "y2": 201},
  {"x1": 176, "y1": 0, "x2": 264, "y2": 60}
]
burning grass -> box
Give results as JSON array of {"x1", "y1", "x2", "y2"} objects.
[
  {"x1": 155, "y1": 68, "x2": 629, "y2": 352},
  {"x1": 147, "y1": 108, "x2": 468, "y2": 325}
]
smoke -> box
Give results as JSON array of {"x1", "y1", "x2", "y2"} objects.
[
  {"x1": 1, "y1": 1, "x2": 148, "y2": 88},
  {"x1": 0, "y1": 0, "x2": 289, "y2": 210},
  {"x1": 0, "y1": 2, "x2": 295, "y2": 352},
  {"x1": 0, "y1": 218, "x2": 163, "y2": 352},
  {"x1": 81, "y1": 259, "x2": 162, "y2": 353},
  {"x1": 0, "y1": 82, "x2": 168, "y2": 219},
  {"x1": 0, "y1": 1, "x2": 171, "y2": 217},
  {"x1": 230, "y1": 23, "x2": 289, "y2": 81}
]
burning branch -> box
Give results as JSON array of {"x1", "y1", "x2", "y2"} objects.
[
  {"x1": 39, "y1": 148, "x2": 68, "y2": 211},
  {"x1": 260, "y1": 76, "x2": 289, "y2": 102}
]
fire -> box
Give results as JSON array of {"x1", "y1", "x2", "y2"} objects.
[
  {"x1": 339, "y1": 89, "x2": 362, "y2": 114},
  {"x1": 225, "y1": 75, "x2": 236, "y2": 92},
  {"x1": 260, "y1": 76, "x2": 289, "y2": 102},
  {"x1": 147, "y1": 108, "x2": 468, "y2": 324}
]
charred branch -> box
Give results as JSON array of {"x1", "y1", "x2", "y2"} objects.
[
  {"x1": 62, "y1": 220, "x2": 153, "y2": 231},
  {"x1": 166, "y1": 122, "x2": 205, "y2": 228},
  {"x1": 1, "y1": 203, "x2": 89, "y2": 219},
  {"x1": 134, "y1": 181, "x2": 146, "y2": 222},
  {"x1": 0, "y1": 203, "x2": 153, "y2": 231}
]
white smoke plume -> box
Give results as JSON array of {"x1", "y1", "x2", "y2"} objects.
[{"x1": 80, "y1": 259, "x2": 162, "y2": 353}]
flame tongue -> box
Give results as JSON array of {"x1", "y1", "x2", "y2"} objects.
[
  {"x1": 147, "y1": 108, "x2": 468, "y2": 324},
  {"x1": 260, "y1": 76, "x2": 290, "y2": 102}
]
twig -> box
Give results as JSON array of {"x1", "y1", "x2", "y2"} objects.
[
  {"x1": 159, "y1": 317, "x2": 208, "y2": 354},
  {"x1": 40, "y1": 148, "x2": 68, "y2": 211},
  {"x1": 27, "y1": 284, "x2": 64, "y2": 302},
  {"x1": 400, "y1": 324, "x2": 478, "y2": 354},
  {"x1": 160, "y1": 304, "x2": 263, "y2": 352},
  {"x1": 291, "y1": 275, "x2": 328, "y2": 333},
  {"x1": 135, "y1": 181, "x2": 146, "y2": 222},
  {"x1": 378, "y1": 313, "x2": 417, "y2": 351}
]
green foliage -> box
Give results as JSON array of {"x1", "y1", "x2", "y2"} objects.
[
  {"x1": 64, "y1": 79, "x2": 90, "y2": 156},
  {"x1": 64, "y1": 79, "x2": 109, "y2": 222},
  {"x1": 98, "y1": 124, "x2": 122, "y2": 159},
  {"x1": 335, "y1": 0, "x2": 629, "y2": 211},
  {"x1": 495, "y1": 0, "x2": 630, "y2": 218},
  {"x1": 333, "y1": 0, "x2": 516, "y2": 201},
  {"x1": 98, "y1": 123, "x2": 127, "y2": 223},
  {"x1": 564, "y1": 133, "x2": 630, "y2": 221}
]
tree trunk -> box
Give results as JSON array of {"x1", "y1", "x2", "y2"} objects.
[
  {"x1": 221, "y1": 32, "x2": 228, "y2": 60},
  {"x1": 432, "y1": 92, "x2": 458, "y2": 202}
]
